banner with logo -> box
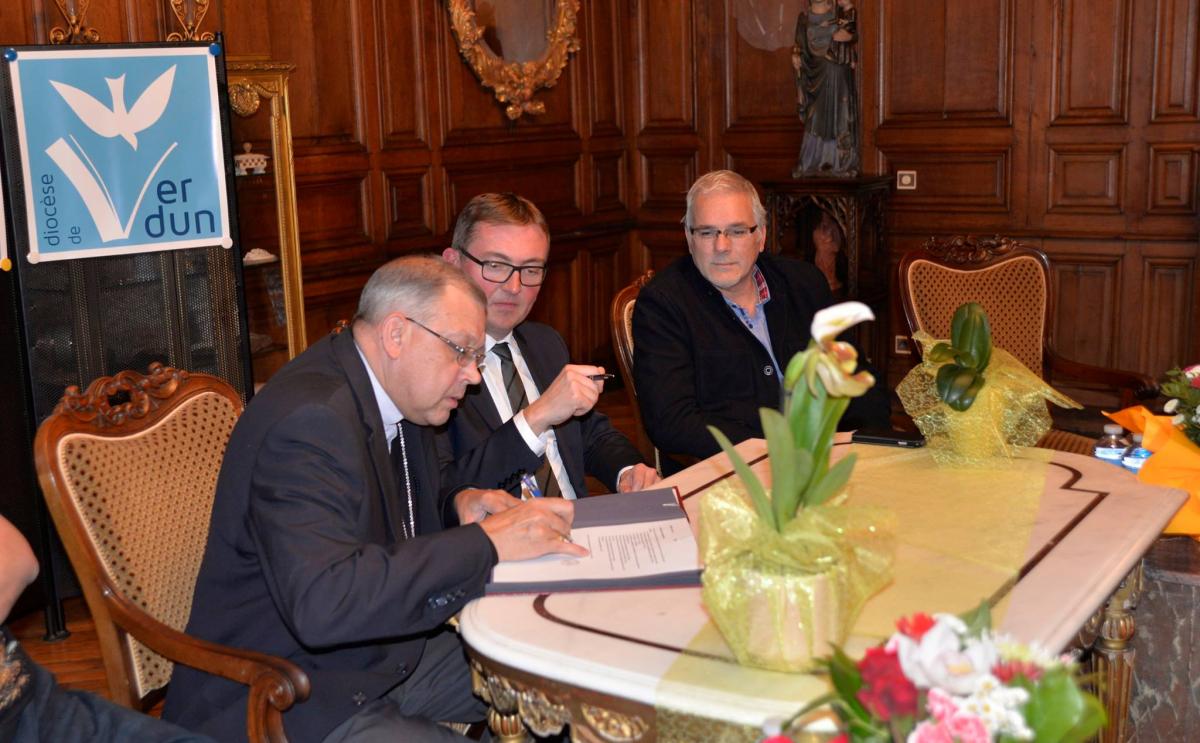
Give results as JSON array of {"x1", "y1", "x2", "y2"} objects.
[{"x1": 4, "y1": 45, "x2": 232, "y2": 263}]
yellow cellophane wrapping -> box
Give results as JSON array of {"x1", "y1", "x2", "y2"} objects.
[
  {"x1": 896, "y1": 331, "x2": 1081, "y2": 465},
  {"x1": 698, "y1": 480, "x2": 895, "y2": 672}
]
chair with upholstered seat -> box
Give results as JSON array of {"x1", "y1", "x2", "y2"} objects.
[
  {"x1": 611, "y1": 270, "x2": 663, "y2": 474},
  {"x1": 898, "y1": 236, "x2": 1158, "y2": 454},
  {"x1": 34, "y1": 364, "x2": 309, "y2": 743}
]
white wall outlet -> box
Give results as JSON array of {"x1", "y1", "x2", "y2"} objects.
[
  {"x1": 894, "y1": 335, "x2": 912, "y2": 355},
  {"x1": 896, "y1": 170, "x2": 917, "y2": 190}
]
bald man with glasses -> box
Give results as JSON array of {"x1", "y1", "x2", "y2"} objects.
[
  {"x1": 440, "y1": 192, "x2": 658, "y2": 500},
  {"x1": 631, "y1": 170, "x2": 890, "y2": 473}
]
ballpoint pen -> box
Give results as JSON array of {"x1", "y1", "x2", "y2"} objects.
[
  {"x1": 589, "y1": 373, "x2": 615, "y2": 381},
  {"x1": 519, "y1": 472, "x2": 543, "y2": 499}
]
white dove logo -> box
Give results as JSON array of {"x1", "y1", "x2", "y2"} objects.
[{"x1": 49, "y1": 65, "x2": 176, "y2": 150}]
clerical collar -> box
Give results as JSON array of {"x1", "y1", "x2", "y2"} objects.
[{"x1": 354, "y1": 341, "x2": 404, "y2": 447}]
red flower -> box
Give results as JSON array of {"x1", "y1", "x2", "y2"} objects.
[
  {"x1": 760, "y1": 737, "x2": 793, "y2": 743},
  {"x1": 896, "y1": 612, "x2": 936, "y2": 641},
  {"x1": 828, "y1": 735, "x2": 849, "y2": 743},
  {"x1": 992, "y1": 659, "x2": 1043, "y2": 684},
  {"x1": 855, "y1": 646, "x2": 919, "y2": 721}
]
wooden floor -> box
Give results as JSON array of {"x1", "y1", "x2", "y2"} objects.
[{"x1": 9, "y1": 597, "x2": 110, "y2": 700}]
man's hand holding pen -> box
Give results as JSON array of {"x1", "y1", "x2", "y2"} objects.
[{"x1": 522, "y1": 364, "x2": 611, "y2": 435}]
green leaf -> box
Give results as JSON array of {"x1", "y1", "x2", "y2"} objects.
[
  {"x1": 791, "y1": 374, "x2": 827, "y2": 453},
  {"x1": 707, "y1": 425, "x2": 775, "y2": 530},
  {"x1": 957, "y1": 600, "x2": 992, "y2": 637},
  {"x1": 806, "y1": 452, "x2": 856, "y2": 507},
  {"x1": 777, "y1": 449, "x2": 813, "y2": 525},
  {"x1": 827, "y1": 646, "x2": 868, "y2": 718},
  {"x1": 927, "y1": 342, "x2": 956, "y2": 362},
  {"x1": 1021, "y1": 667, "x2": 1106, "y2": 743},
  {"x1": 762, "y1": 408, "x2": 799, "y2": 523},
  {"x1": 935, "y1": 363, "x2": 961, "y2": 400}
]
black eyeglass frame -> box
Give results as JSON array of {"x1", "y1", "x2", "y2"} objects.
[
  {"x1": 407, "y1": 317, "x2": 487, "y2": 370},
  {"x1": 457, "y1": 248, "x2": 548, "y2": 287},
  {"x1": 686, "y1": 224, "x2": 760, "y2": 242}
]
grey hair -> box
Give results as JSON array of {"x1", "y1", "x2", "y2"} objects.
[
  {"x1": 355, "y1": 254, "x2": 485, "y2": 325},
  {"x1": 683, "y1": 170, "x2": 767, "y2": 230},
  {"x1": 450, "y1": 192, "x2": 550, "y2": 254}
]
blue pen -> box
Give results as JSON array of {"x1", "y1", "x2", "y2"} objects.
[{"x1": 520, "y1": 473, "x2": 543, "y2": 499}]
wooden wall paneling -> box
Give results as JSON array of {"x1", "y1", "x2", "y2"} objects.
[
  {"x1": 583, "y1": 0, "x2": 624, "y2": 139},
  {"x1": 1045, "y1": 244, "x2": 1125, "y2": 370},
  {"x1": 591, "y1": 149, "x2": 628, "y2": 216},
  {"x1": 881, "y1": 146, "x2": 1011, "y2": 219},
  {"x1": 881, "y1": 0, "x2": 1012, "y2": 126},
  {"x1": 637, "y1": 149, "x2": 698, "y2": 218},
  {"x1": 378, "y1": 0, "x2": 430, "y2": 150},
  {"x1": 1151, "y1": 0, "x2": 1200, "y2": 121},
  {"x1": 1046, "y1": 143, "x2": 1127, "y2": 214},
  {"x1": 636, "y1": 229, "x2": 689, "y2": 277},
  {"x1": 293, "y1": 172, "x2": 374, "y2": 268},
  {"x1": 219, "y1": 0, "x2": 273, "y2": 54},
  {"x1": 722, "y1": 0, "x2": 804, "y2": 133},
  {"x1": 441, "y1": 150, "x2": 584, "y2": 228},
  {"x1": 1051, "y1": 0, "x2": 1132, "y2": 124},
  {"x1": 1146, "y1": 144, "x2": 1198, "y2": 213},
  {"x1": 382, "y1": 165, "x2": 434, "y2": 242},
  {"x1": 1135, "y1": 244, "x2": 1199, "y2": 372}
]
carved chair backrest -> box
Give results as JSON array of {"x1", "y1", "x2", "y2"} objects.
[
  {"x1": 610, "y1": 270, "x2": 659, "y2": 472},
  {"x1": 34, "y1": 364, "x2": 243, "y2": 706},
  {"x1": 899, "y1": 237, "x2": 1051, "y2": 377}
]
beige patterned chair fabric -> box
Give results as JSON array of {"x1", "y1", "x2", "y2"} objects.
[
  {"x1": 56, "y1": 391, "x2": 237, "y2": 698},
  {"x1": 904, "y1": 256, "x2": 1047, "y2": 376},
  {"x1": 36, "y1": 365, "x2": 310, "y2": 741}
]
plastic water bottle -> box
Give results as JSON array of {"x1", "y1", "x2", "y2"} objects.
[
  {"x1": 1122, "y1": 433, "x2": 1151, "y2": 474},
  {"x1": 1093, "y1": 423, "x2": 1128, "y2": 467}
]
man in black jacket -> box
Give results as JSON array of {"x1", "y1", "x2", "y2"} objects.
[
  {"x1": 632, "y1": 170, "x2": 889, "y2": 473},
  {"x1": 164, "y1": 255, "x2": 585, "y2": 742},
  {"x1": 440, "y1": 193, "x2": 659, "y2": 497}
]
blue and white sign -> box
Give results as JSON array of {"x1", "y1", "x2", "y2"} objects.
[{"x1": 8, "y1": 46, "x2": 232, "y2": 263}]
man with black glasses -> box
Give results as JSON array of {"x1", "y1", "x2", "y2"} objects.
[
  {"x1": 441, "y1": 192, "x2": 658, "y2": 498},
  {"x1": 631, "y1": 170, "x2": 890, "y2": 473}
]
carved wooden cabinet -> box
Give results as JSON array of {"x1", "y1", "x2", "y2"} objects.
[{"x1": 763, "y1": 176, "x2": 892, "y2": 380}]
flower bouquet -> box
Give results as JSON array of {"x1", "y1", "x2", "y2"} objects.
[
  {"x1": 896, "y1": 303, "x2": 1080, "y2": 465},
  {"x1": 767, "y1": 604, "x2": 1105, "y2": 743},
  {"x1": 702, "y1": 302, "x2": 895, "y2": 672},
  {"x1": 1106, "y1": 364, "x2": 1200, "y2": 537}
]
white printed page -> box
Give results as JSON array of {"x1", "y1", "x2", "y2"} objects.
[{"x1": 490, "y1": 518, "x2": 699, "y2": 586}]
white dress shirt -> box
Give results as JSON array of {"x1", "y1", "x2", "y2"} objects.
[{"x1": 482, "y1": 334, "x2": 581, "y2": 499}]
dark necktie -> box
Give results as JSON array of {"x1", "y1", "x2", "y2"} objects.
[
  {"x1": 389, "y1": 420, "x2": 419, "y2": 539},
  {"x1": 491, "y1": 342, "x2": 561, "y2": 498}
]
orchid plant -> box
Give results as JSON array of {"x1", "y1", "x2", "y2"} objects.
[
  {"x1": 708, "y1": 301, "x2": 876, "y2": 533},
  {"x1": 768, "y1": 604, "x2": 1106, "y2": 743},
  {"x1": 1161, "y1": 364, "x2": 1200, "y2": 447}
]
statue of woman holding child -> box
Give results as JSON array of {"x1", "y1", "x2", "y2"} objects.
[{"x1": 792, "y1": 0, "x2": 859, "y2": 177}]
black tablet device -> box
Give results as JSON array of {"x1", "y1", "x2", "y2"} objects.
[{"x1": 850, "y1": 427, "x2": 927, "y2": 448}]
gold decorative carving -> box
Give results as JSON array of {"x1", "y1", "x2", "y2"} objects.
[
  {"x1": 517, "y1": 688, "x2": 570, "y2": 738},
  {"x1": 226, "y1": 59, "x2": 308, "y2": 362},
  {"x1": 55, "y1": 363, "x2": 187, "y2": 428},
  {"x1": 166, "y1": 0, "x2": 215, "y2": 42},
  {"x1": 1090, "y1": 562, "x2": 1144, "y2": 743},
  {"x1": 578, "y1": 703, "x2": 648, "y2": 742},
  {"x1": 447, "y1": 0, "x2": 581, "y2": 120},
  {"x1": 921, "y1": 234, "x2": 1021, "y2": 265},
  {"x1": 50, "y1": 0, "x2": 100, "y2": 44}
]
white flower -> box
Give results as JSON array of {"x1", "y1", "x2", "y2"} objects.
[
  {"x1": 1174, "y1": 414, "x2": 1187, "y2": 426},
  {"x1": 887, "y1": 614, "x2": 997, "y2": 696},
  {"x1": 959, "y1": 674, "x2": 1033, "y2": 740},
  {"x1": 810, "y1": 301, "x2": 874, "y2": 346},
  {"x1": 1165, "y1": 398, "x2": 1180, "y2": 413},
  {"x1": 993, "y1": 634, "x2": 1061, "y2": 669}
]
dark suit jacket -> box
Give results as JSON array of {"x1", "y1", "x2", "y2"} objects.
[
  {"x1": 631, "y1": 253, "x2": 890, "y2": 471},
  {"x1": 439, "y1": 322, "x2": 644, "y2": 495},
  {"x1": 162, "y1": 330, "x2": 497, "y2": 743}
]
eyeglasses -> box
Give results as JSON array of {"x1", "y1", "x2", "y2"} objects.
[
  {"x1": 458, "y1": 249, "x2": 547, "y2": 287},
  {"x1": 688, "y1": 224, "x2": 759, "y2": 242},
  {"x1": 407, "y1": 317, "x2": 487, "y2": 370}
]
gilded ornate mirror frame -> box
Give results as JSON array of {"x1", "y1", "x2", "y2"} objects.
[
  {"x1": 447, "y1": 0, "x2": 581, "y2": 120},
  {"x1": 226, "y1": 59, "x2": 308, "y2": 360}
]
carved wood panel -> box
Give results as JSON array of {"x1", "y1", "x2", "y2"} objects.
[
  {"x1": 1147, "y1": 145, "x2": 1198, "y2": 213},
  {"x1": 635, "y1": 0, "x2": 696, "y2": 132},
  {"x1": 1137, "y1": 253, "x2": 1197, "y2": 373},
  {"x1": 1152, "y1": 0, "x2": 1200, "y2": 121},
  {"x1": 1051, "y1": 0, "x2": 1132, "y2": 124},
  {"x1": 1047, "y1": 252, "x2": 1123, "y2": 368},
  {"x1": 1047, "y1": 144, "x2": 1127, "y2": 213}
]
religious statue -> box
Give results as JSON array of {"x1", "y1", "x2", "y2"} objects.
[
  {"x1": 811, "y1": 211, "x2": 844, "y2": 293},
  {"x1": 792, "y1": 0, "x2": 860, "y2": 177}
]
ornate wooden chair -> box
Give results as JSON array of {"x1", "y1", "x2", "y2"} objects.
[
  {"x1": 898, "y1": 236, "x2": 1158, "y2": 454},
  {"x1": 610, "y1": 270, "x2": 662, "y2": 474},
  {"x1": 33, "y1": 364, "x2": 309, "y2": 743}
]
